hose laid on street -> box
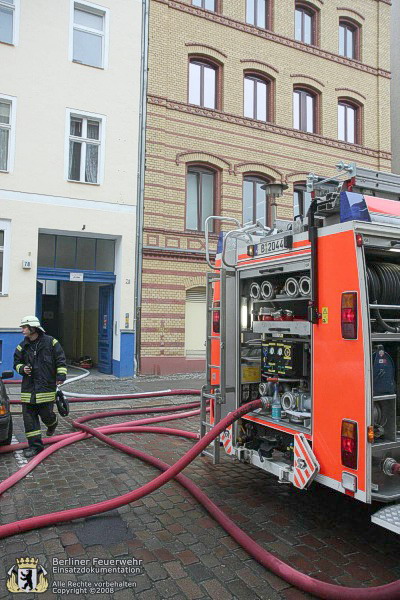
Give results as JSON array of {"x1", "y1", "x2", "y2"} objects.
[{"x1": 1, "y1": 392, "x2": 400, "y2": 599}]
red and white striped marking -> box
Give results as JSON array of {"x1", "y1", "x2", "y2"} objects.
[
  {"x1": 221, "y1": 424, "x2": 234, "y2": 455},
  {"x1": 293, "y1": 433, "x2": 319, "y2": 490}
]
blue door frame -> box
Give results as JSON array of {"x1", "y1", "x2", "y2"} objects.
[{"x1": 37, "y1": 268, "x2": 116, "y2": 375}]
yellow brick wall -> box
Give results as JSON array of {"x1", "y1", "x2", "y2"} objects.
[{"x1": 140, "y1": 0, "x2": 392, "y2": 369}]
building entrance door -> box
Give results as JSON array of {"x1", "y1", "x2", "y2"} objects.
[{"x1": 98, "y1": 284, "x2": 114, "y2": 374}]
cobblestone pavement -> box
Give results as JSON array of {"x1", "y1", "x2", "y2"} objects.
[{"x1": 1, "y1": 372, "x2": 400, "y2": 599}]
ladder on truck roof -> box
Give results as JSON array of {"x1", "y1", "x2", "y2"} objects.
[{"x1": 200, "y1": 269, "x2": 232, "y2": 464}]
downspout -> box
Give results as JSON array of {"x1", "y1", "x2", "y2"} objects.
[{"x1": 133, "y1": 0, "x2": 150, "y2": 376}]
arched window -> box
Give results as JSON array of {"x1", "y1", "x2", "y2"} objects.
[
  {"x1": 186, "y1": 166, "x2": 215, "y2": 231},
  {"x1": 339, "y1": 20, "x2": 360, "y2": 60},
  {"x1": 244, "y1": 74, "x2": 272, "y2": 122},
  {"x1": 189, "y1": 59, "x2": 218, "y2": 109},
  {"x1": 243, "y1": 175, "x2": 270, "y2": 226},
  {"x1": 246, "y1": 0, "x2": 270, "y2": 29},
  {"x1": 338, "y1": 100, "x2": 360, "y2": 144},
  {"x1": 293, "y1": 182, "x2": 312, "y2": 218},
  {"x1": 293, "y1": 88, "x2": 317, "y2": 133},
  {"x1": 295, "y1": 3, "x2": 317, "y2": 45},
  {"x1": 192, "y1": 0, "x2": 217, "y2": 12}
]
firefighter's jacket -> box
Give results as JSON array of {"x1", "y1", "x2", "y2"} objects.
[{"x1": 13, "y1": 334, "x2": 67, "y2": 403}]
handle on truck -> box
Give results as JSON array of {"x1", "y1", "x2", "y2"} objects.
[{"x1": 204, "y1": 216, "x2": 241, "y2": 271}]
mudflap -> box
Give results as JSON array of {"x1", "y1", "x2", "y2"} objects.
[
  {"x1": 371, "y1": 504, "x2": 400, "y2": 535},
  {"x1": 293, "y1": 433, "x2": 319, "y2": 490}
]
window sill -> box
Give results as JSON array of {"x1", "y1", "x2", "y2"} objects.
[
  {"x1": 0, "y1": 293, "x2": 9, "y2": 297},
  {"x1": 67, "y1": 179, "x2": 100, "y2": 186},
  {"x1": 0, "y1": 170, "x2": 10, "y2": 174},
  {"x1": 72, "y1": 59, "x2": 105, "y2": 71},
  {"x1": 0, "y1": 40, "x2": 15, "y2": 47}
]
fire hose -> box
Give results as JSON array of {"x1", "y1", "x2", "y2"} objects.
[{"x1": 1, "y1": 393, "x2": 400, "y2": 599}]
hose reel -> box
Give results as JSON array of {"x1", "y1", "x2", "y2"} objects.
[{"x1": 367, "y1": 262, "x2": 400, "y2": 333}]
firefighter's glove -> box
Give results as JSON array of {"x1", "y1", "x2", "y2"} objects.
[{"x1": 56, "y1": 389, "x2": 69, "y2": 417}]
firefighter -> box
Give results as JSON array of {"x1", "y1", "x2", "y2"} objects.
[{"x1": 13, "y1": 316, "x2": 67, "y2": 458}]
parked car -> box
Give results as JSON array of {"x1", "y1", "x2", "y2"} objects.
[{"x1": 0, "y1": 371, "x2": 13, "y2": 446}]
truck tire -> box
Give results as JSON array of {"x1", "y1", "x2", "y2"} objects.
[{"x1": 0, "y1": 418, "x2": 13, "y2": 446}]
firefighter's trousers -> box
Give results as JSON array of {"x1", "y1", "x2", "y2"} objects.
[{"x1": 22, "y1": 402, "x2": 58, "y2": 449}]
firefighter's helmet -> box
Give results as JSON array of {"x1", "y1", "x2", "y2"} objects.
[{"x1": 20, "y1": 315, "x2": 45, "y2": 332}]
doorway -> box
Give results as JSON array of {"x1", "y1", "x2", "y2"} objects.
[{"x1": 37, "y1": 280, "x2": 114, "y2": 373}]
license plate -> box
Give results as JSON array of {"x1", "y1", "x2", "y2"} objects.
[{"x1": 256, "y1": 238, "x2": 286, "y2": 256}]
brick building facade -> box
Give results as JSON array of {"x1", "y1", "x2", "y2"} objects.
[{"x1": 139, "y1": 0, "x2": 391, "y2": 374}]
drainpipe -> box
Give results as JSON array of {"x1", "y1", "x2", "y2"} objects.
[{"x1": 133, "y1": 0, "x2": 150, "y2": 376}]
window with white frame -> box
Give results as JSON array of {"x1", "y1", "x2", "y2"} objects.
[
  {"x1": 0, "y1": 0, "x2": 16, "y2": 45},
  {"x1": 72, "y1": 2, "x2": 107, "y2": 68},
  {"x1": 0, "y1": 221, "x2": 10, "y2": 295},
  {"x1": 0, "y1": 98, "x2": 12, "y2": 172},
  {"x1": 68, "y1": 113, "x2": 103, "y2": 183}
]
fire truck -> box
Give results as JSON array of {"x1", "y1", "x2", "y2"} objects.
[{"x1": 200, "y1": 162, "x2": 400, "y2": 535}]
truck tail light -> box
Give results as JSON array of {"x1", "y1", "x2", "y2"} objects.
[
  {"x1": 341, "y1": 420, "x2": 358, "y2": 469},
  {"x1": 341, "y1": 292, "x2": 357, "y2": 339},
  {"x1": 212, "y1": 302, "x2": 220, "y2": 334}
]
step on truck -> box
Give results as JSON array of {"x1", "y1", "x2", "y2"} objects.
[{"x1": 201, "y1": 161, "x2": 400, "y2": 535}]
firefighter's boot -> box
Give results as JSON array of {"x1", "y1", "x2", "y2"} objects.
[
  {"x1": 46, "y1": 418, "x2": 58, "y2": 437},
  {"x1": 23, "y1": 447, "x2": 43, "y2": 459}
]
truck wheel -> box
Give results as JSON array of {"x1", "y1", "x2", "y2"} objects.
[{"x1": 0, "y1": 418, "x2": 13, "y2": 446}]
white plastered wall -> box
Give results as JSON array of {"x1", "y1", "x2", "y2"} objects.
[{"x1": 0, "y1": 0, "x2": 143, "y2": 366}]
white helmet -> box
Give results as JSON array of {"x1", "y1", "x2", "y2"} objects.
[{"x1": 20, "y1": 315, "x2": 45, "y2": 332}]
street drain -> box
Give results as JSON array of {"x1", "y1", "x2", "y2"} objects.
[{"x1": 73, "y1": 511, "x2": 134, "y2": 546}]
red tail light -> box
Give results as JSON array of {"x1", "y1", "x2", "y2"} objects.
[
  {"x1": 341, "y1": 420, "x2": 358, "y2": 469},
  {"x1": 212, "y1": 302, "x2": 220, "y2": 334},
  {"x1": 341, "y1": 292, "x2": 357, "y2": 339}
]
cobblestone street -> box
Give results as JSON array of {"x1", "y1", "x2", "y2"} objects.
[{"x1": 1, "y1": 372, "x2": 400, "y2": 600}]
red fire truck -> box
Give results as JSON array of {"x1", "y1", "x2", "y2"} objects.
[{"x1": 200, "y1": 162, "x2": 400, "y2": 535}]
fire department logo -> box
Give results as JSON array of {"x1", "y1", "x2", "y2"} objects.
[{"x1": 6, "y1": 557, "x2": 48, "y2": 593}]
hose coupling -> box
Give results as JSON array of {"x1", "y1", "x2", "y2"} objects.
[{"x1": 382, "y1": 457, "x2": 400, "y2": 476}]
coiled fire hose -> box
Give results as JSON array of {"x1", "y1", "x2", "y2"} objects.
[
  {"x1": 1, "y1": 389, "x2": 400, "y2": 598},
  {"x1": 367, "y1": 262, "x2": 400, "y2": 333}
]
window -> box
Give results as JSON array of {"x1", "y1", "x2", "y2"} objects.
[
  {"x1": 243, "y1": 176, "x2": 269, "y2": 226},
  {"x1": 338, "y1": 101, "x2": 359, "y2": 144},
  {"x1": 339, "y1": 20, "x2": 359, "y2": 60},
  {"x1": 67, "y1": 111, "x2": 104, "y2": 184},
  {"x1": 293, "y1": 88, "x2": 316, "y2": 133},
  {"x1": 186, "y1": 167, "x2": 215, "y2": 231},
  {"x1": 0, "y1": 95, "x2": 15, "y2": 172},
  {"x1": 246, "y1": 0, "x2": 269, "y2": 29},
  {"x1": 38, "y1": 234, "x2": 115, "y2": 271},
  {"x1": 295, "y1": 4, "x2": 315, "y2": 44},
  {"x1": 189, "y1": 60, "x2": 217, "y2": 109},
  {"x1": 293, "y1": 184, "x2": 311, "y2": 218},
  {"x1": 0, "y1": 0, "x2": 17, "y2": 45},
  {"x1": 72, "y1": 2, "x2": 107, "y2": 68},
  {"x1": 192, "y1": 0, "x2": 216, "y2": 11},
  {"x1": 0, "y1": 220, "x2": 10, "y2": 295},
  {"x1": 244, "y1": 75, "x2": 270, "y2": 122},
  {"x1": 0, "y1": 100, "x2": 11, "y2": 171}
]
